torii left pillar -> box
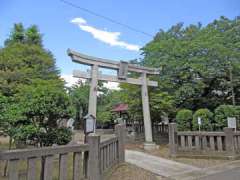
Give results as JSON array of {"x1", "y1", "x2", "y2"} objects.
[
  {"x1": 88, "y1": 64, "x2": 98, "y2": 117},
  {"x1": 88, "y1": 64, "x2": 98, "y2": 134}
]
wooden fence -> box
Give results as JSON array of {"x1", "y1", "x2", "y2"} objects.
[
  {"x1": 131, "y1": 123, "x2": 169, "y2": 144},
  {"x1": 169, "y1": 123, "x2": 240, "y2": 159},
  {"x1": 0, "y1": 124, "x2": 125, "y2": 180},
  {"x1": 134, "y1": 123, "x2": 168, "y2": 134}
]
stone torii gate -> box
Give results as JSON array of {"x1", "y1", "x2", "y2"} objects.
[{"x1": 68, "y1": 49, "x2": 160, "y2": 149}]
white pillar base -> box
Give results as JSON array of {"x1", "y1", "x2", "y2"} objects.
[{"x1": 143, "y1": 142, "x2": 158, "y2": 151}]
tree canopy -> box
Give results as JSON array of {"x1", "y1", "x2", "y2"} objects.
[
  {"x1": 0, "y1": 23, "x2": 72, "y2": 147},
  {"x1": 121, "y1": 16, "x2": 240, "y2": 123}
]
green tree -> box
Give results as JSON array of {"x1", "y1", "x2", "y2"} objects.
[
  {"x1": 214, "y1": 105, "x2": 238, "y2": 129},
  {"x1": 192, "y1": 108, "x2": 213, "y2": 131},
  {"x1": 150, "y1": 91, "x2": 176, "y2": 121},
  {"x1": 0, "y1": 23, "x2": 72, "y2": 147},
  {"x1": 97, "y1": 87, "x2": 123, "y2": 123},
  {"x1": 25, "y1": 25, "x2": 42, "y2": 46},
  {"x1": 15, "y1": 79, "x2": 72, "y2": 146},
  {"x1": 4, "y1": 23, "x2": 25, "y2": 45},
  {"x1": 69, "y1": 81, "x2": 89, "y2": 129},
  {"x1": 119, "y1": 83, "x2": 143, "y2": 122},
  {"x1": 0, "y1": 43, "x2": 59, "y2": 96},
  {"x1": 141, "y1": 16, "x2": 240, "y2": 112},
  {"x1": 0, "y1": 23, "x2": 74, "y2": 177},
  {"x1": 176, "y1": 109, "x2": 193, "y2": 131}
]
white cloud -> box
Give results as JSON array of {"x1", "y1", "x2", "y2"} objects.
[
  {"x1": 71, "y1": 17, "x2": 140, "y2": 51},
  {"x1": 103, "y1": 82, "x2": 120, "y2": 90},
  {"x1": 61, "y1": 74, "x2": 119, "y2": 90},
  {"x1": 61, "y1": 74, "x2": 79, "y2": 87},
  {"x1": 71, "y1": 17, "x2": 87, "y2": 24}
]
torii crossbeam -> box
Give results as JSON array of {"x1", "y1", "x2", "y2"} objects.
[{"x1": 68, "y1": 49, "x2": 160, "y2": 149}]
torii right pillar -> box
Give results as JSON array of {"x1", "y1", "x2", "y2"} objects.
[{"x1": 141, "y1": 72, "x2": 157, "y2": 150}]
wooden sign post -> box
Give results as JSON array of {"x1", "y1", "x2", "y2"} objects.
[{"x1": 68, "y1": 49, "x2": 160, "y2": 150}]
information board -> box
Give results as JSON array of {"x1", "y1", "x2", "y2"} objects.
[
  {"x1": 198, "y1": 117, "x2": 202, "y2": 125},
  {"x1": 227, "y1": 117, "x2": 236, "y2": 129}
]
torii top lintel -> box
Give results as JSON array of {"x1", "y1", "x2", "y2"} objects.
[{"x1": 67, "y1": 49, "x2": 160, "y2": 75}]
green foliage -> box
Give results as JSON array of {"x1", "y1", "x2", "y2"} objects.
[
  {"x1": 0, "y1": 23, "x2": 72, "y2": 147},
  {"x1": 17, "y1": 79, "x2": 72, "y2": 121},
  {"x1": 25, "y1": 25, "x2": 42, "y2": 46},
  {"x1": 38, "y1": 127, "x2": 72, "y2": 146},
  {"x1": 5, "y1": 23, "x2": 42, "y2": 46},
  {"x1": 214, "y1": 105, "x2": 238, "y2": 129},
  {"x1": 97, "y1": 110, "x2": 112, "y2": 123},
  {"x1": 4, "y1": 23, "x2": 25, "y2": 45},
  {"x1": 116, "y1": 17, "x2": 240, "y2": 125},
  {"x1": 0, "y1": 93, "x2": 7, "y2": 124},
  {"x1": 97, "y1": 89, "x2": 123, "y2": 123},
  {"x1": 119, "y1": 83, "x2": 143, "y2": 121},
  {"x1": 14, "y1": 79, "x2": 73, "y2": 146},
  {"x1": 150, "y1": 91, "x2": 176, "y2": 120},
  {"x1": 69, "y1": 82, "x2": 89, "y2": 128},
  {"x1": 176, "y1": 109, "x2": 193, "y2": 131},
  {"x1": 192, "y1": 108, "x2": 213, "y2": 131},
  {"x1": 54, "y1": 128, "x2": 72, "y2": 145},
  {"x1": 0, "y1": 43, "x2": 59, "y2": 96},
  {"x1": 0, "y1": 99, "x2": 26, "y2": 138},
  {"x1": 141, "y1": 16, "x2": 240, "y2": 111},
  {"x1": 13, "y1": 125, "x2": 38, "y2": 142}
]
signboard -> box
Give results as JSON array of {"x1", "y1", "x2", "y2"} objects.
[
  {"x1": 84, "y1": 114, "x2": 95, "y2": 134},
  {"x1": 197, "y1": 117, "x2": 202, "y2": 132},
  {"x1": 228, "y1": 117, "x2": 236, "y2": 129},
  {"x1": 86, "y1": 118, "x2": 94, "y2": 133},
  {"x1": 118, "y1": 61, "x2": 128, "y2": 80},
  {"x1": 197, "y1": 117, "x2": 202, "y2": 125}
]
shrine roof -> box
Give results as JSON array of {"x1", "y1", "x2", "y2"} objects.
[{"x1": 112, "y1": 103, "x2": 128, "y2": 112}]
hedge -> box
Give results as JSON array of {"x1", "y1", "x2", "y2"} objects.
[
  {"x1": 192, "y1": 108, "x2": 213, "y2": 131},
  {"x1": 176, "y1": 109, "x2": 193, "y2": 131},
  {"x1": 214, "y1": 105, "x2": 239, "y2": 129}
]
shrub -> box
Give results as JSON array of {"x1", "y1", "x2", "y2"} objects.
[
  {"x1": 55, "y1": 127, "x2": 73, "y2": 145},
  {"x1": 38, "y1": 127, "x2": 72, "y2": 146},
  {"x1": 176, "y1": 109, "x2": 193, "y2": 131},
  {"x1": 193, "y1": 109, "x2": 213, "y2": 131},
  {"x1": 214, "y1": 105, "x2": 238, "y2": 129}
]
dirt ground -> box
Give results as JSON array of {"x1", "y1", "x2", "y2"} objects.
[
  {"x1": 0, "y1": 136, "x2": 9, "y2": 150},
  {"x1": 105, "y1": 163, "x2": 161, "y2": 180}
]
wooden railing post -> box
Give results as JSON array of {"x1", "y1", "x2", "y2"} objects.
[
  {"x1": 224, "y1": 127, "x2": 235, "y2": 155},
  {"x1": 87, "y1": 134, "x2": 101, "y2": 180},
  {"x1": 169, "y1": 123, "x2": 178, "y2": 157},
  {"x1": 115, "y1": 124, "x2": 126, "y2": 163}
]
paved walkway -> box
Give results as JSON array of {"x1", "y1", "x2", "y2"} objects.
[
  {"x1": 126, "y1": 150, "x2": 240, "y2": 180},
  {"x1": 125, "y1": 150, "x2": 200, "y2": 178}
]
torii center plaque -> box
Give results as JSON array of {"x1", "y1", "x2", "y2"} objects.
[{"x1": 68, "y1": 49, "x2": 160, "y2": 149}]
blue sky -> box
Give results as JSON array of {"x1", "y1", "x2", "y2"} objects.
[{"x1": 0, "y1": 0, "x2": 239, "y2": 86}]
